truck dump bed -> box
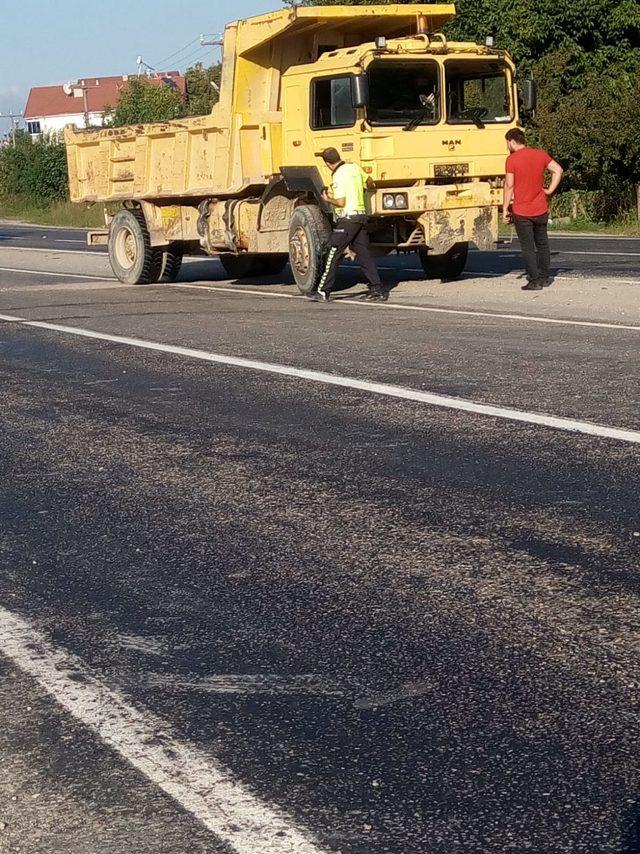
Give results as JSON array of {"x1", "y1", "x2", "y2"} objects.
[{"x1": 64, "y1": 5, "x2": 455, "y2": 204}]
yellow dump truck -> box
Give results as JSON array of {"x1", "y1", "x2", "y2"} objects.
[{"x1": 65, "y1": 4, "x2": 535, "y2": 290}]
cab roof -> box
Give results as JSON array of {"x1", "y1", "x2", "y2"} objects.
[{"x1": 235, "y1": 5, "x2": 457, "y2": 56}]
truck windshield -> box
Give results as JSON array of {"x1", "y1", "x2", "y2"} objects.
[
  {"x1": 445, "y1": 60, "x2": 512, "y2": 125},
  {"x1": 367, "y1": 61, "x2": 440, "y2": 126}
]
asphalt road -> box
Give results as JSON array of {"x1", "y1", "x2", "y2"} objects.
[
  {"x1": 4, "y1": 220, "x2": 640, "y2": 280},
  {"x1": 0, "y1": 224, "x2": 639, "y2": 854}
]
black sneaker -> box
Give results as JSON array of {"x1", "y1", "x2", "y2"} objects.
[
  {"x1": 361, "y1": 288, "x2": 389, "y2": 302},
  {"x1": 369, "y1": 290, "x2": 389, "y2": 302},
  {"x1": 306, "y1": 290, "x2": 329, "y2": 302},
  {"x1": 540, "y1": 277, "x2": 553, "y2": 288},
  {"x1": 521, "y1": 281, "x2": 543, "y2": 291}
]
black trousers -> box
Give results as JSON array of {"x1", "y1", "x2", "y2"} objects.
[
  {"x1": 318, "y1": 216, "x2": 382, "y2": 294},
  {"x1": 513, "y1": 213, "x2": 551, "y2": 284}
]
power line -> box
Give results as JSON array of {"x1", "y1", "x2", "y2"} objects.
[
  {"x1": 152, "y1": 37, "x2": 200, "y2": 70},
  {"x1": 178, "y1": 35, "x2": 224, "y2": 71},
  {"x1": 175, "y1": 46, "x2": 213, "y2": 70}
]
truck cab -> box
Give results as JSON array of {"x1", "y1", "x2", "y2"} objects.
[{"x1": 281, "y1": 35, "x2": 517, "y2": 282}]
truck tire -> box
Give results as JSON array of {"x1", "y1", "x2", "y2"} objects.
[
  {"x1": 159, "y1": 246, "x2": 183, "y2": 283},
  {"x1": 419, "y1": 242, "x2": 469, "y2": 282},
  {"x1": 108, "y1": 209, "x2": 163, "y2": 285},
  {"x1": 288, "y1": 205, "x2": 333, "y2": 294},
  {"x1": 219, "y1": 254, "x2": 288, "y2": 279}
]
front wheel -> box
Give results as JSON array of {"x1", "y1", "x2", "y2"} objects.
[
  {"x1": 288, "y1": 205, "x2": 333, "y2": 294},
  {"x1": 108, "y1": 208, "x2": 163, "y2": 285},
  {"x1": 419, "y1": 242, "x2": 469, "y2": 282}
]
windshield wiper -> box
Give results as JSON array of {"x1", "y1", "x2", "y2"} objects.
[
  {"x1": 461, "y1": 108, "x2": 486, "y2": 129},
  {"x1": 403, "y1": 110, "x2": 431, "y2": 132}
]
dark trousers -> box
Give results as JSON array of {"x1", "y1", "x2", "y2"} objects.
[
  {"x1": 318, "y1": 216, "x2": 382, "y2": 294},
  {"x1": 513, "y1": 213, "x2": 551, "y2": 284}
]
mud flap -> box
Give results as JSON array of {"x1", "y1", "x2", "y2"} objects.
[{"x1": 421, "y1": 206, "x2": 498, "y2": 254}]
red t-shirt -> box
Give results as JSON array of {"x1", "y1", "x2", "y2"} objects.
[{"x1": 506, "y1": 147, "x2": 553, "y2": 217}]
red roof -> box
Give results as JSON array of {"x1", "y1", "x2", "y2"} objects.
[{"x1": 24, "y1": 72, "x2": 186, "y2": 119}]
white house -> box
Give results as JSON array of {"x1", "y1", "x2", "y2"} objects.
[{"x1": 23, "y1": 72, "x2": 186, "y2": 137}]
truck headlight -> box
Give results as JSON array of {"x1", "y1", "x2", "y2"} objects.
[{"x1": 382, "y1": 192, "x2": 409, "y2": 210}]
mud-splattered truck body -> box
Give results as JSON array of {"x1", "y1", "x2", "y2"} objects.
[{"x1": 65, "y1": 4, "x2": 530, "y2": 288}]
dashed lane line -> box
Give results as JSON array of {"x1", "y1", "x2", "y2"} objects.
[
  {"x1": 0, "y1": 245, "x2": 99, "y2": 256},
  {"x1": 0, "y1": 605, "x2": 327, "y2": 854},
  {"x1": 0, "y1": 312, "x2": 639, "y2": 444},
  {"x1": 0, "y1": 266, "x2": 111, "y2": 280}
]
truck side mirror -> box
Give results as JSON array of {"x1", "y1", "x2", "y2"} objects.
[
  {"x1": 352, "y1": 74, "x2": 369, "y2": 109},
  {"x1": 521, "y1": 78, "x2": 537, "y2": 113}
]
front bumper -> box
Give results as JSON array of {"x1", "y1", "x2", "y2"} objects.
[{"x1": 369, "y1": 181, "x2": 501, "y2": 252}]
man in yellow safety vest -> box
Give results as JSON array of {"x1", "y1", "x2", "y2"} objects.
[{"x1": 307, "y1": 147, "x2": 387, "y2": 303}]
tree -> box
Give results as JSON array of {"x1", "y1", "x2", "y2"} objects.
[
  {"x1": 105, "y1": 78, "x2": 186, "y2": 127},
  {"x1": 185, "y1": 63, "x2": 222, "y2": 117},
  {"x1": 288, "y1": 0, "x2": 640, "y2": 217}
]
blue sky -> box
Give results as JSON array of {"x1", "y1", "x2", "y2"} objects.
[{"x1": 0, "y1": 0, "x2": 275, "y2": 122}]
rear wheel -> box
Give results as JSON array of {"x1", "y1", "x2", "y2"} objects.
[
  {"x1": 288, "y1": 205, "x2": 333, "y2": 294},
  {"x1": 159, "y1": 245, "x2": 183, "y2": 283},
  {"x1": 219, "y1": 254, "x2": 288, "y2": 279},
  {"x1": 419, "y1": 242, "x2": 469, "y2": 282},
  {"x1": 108, "y1": 208, "x2": 163, "y2": 285}
]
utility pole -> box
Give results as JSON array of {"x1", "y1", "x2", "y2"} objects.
[
  {"x1": 63, "y1": 82, "x2": 97, "y2": 129},
  {"x1": 82, "y1": 89, "x2": 89, "y2": 128},
  {"x1": 199, "y1": 33, "x2": 224, "y2": 58},
  {"x1": 199, "y1": 35, "x2": 223, "y2": 93},
  {"x1": 0, "y1": 112, "x2": 22, "y2": 145}
]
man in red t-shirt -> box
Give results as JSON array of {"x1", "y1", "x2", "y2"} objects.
[{"x1": 503, "y1": 128, "x2": 564, "y2": 291}]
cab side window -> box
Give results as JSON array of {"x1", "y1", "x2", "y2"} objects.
[{"x1": 311, "y1": 76, "x2": 355, "y2": 129}]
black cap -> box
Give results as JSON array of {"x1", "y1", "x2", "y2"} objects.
[{"x1": 315, "y1": 147, "x2": 341, "y2": 165}]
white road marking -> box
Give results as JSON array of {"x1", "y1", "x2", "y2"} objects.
[
  {"x1": 549, "y1": 233, "x2": 640, "y2": 241},
  {"x1": 0, "y1": 312, "x2": 638, "y2": 444},
  {"x1": 354, "y1": 680, "x2": 433, "y2": 710},
  {"x1": 554, "y1": 276, "x2": 640, "y2": 286},
  {"x1": 0, "y1": 606, "x2": 326, "y2": 854},
  {"x1": 0, "y1": 245, "x2": 98, "y2": 257},
  {"x1": 172, "y1": 283, "x2": 640, "y2": 332},
  {"x1": 177, "y1": 283, "x2": 301, "y2": 300},
  {"x1": 559, "y1": 250, "x2": 640, "y2": 258},
  {"x1": 143, "y1": 673, "x2": 345, "y2": 697},
  {"x1": 0, "y1": 266, "x2": 110, "y2": 281}
]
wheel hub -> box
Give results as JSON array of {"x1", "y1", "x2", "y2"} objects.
[
  {"x1": 290, "y1": 227, "x2": 310, "y2": 276},
  {"x1": 114, "y1": 226, "x2": 137, "y2": 270}
]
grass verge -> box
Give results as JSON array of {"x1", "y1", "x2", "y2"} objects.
[
  {"x1": 548, "y1": 217, "x2": 640, "y2": 236},
  {"x1": 0, "y1": 195, "x2": 104, "y2": 228}
]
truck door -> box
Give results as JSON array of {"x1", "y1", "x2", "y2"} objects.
[{"x1": 308, "y1": 74, "x2": 360, "y2": 170}]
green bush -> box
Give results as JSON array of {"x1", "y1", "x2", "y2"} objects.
[
  {"x1": 0, "y1": 134, "x2": 68, "y2": 203},
  {"x1": 105, "y1": 78, "x2": 187, "y2": 127},
  {"x1": 551, "y1": 188, "x2": 636, "y2": 222}
]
